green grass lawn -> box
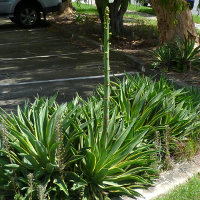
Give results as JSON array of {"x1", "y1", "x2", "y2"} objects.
[
  {"x1": 193, "y1": 15, "x2": 200, "y2": 24},
  {"x1": 72, "y1": 2, "x2": 200, "y2": 25},
  {"x1": 128, "y1": 4, "x2": 155, "y2": 15},
  {"x1": 124, "y1": 13, "x2": 157, "y2": 26},
  {"x1": 72, "y1": 3, "x2": 155, "y2": 16},
  {"x1": 72, "y1": 2, "x2": 157, "y2": 26},
  {"x1": 128, "y1": 4, "x2": 200, "y2": 24},
  {"x1": 154, "y1": 174, "x2": 200, "y2": 200},
  {"x1": 72, "y1": 2, "x2": 98, "y2": 15}
]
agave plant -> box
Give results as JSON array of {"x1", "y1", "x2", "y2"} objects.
[
  {"x1": 0, "y1": 95, "x2": 85, "y2": 199},
  {"x1": 175, "y1": 37, "x2": 200, "y2": 71},
  {"x1": 0, "y1": 8, "x2": 158, "y2": 200},
  {"x1": 75, "y1": 98, "x2": 156, "y2": 199},
  {"x1": 66, "y1": 11, "x2": 156, "y2": 198},
  {"x1": 149, "y1": 42, "x2": 174, "y2": 69},
  {"x1": 149, "y1": 37, "x2": 200, "y2": 71},
  {"x1": 95, "y1": 74, "x2": 200, "y2": 159}
]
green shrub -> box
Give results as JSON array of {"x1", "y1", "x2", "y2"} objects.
[
  {"x1": 0, "y1": 95, "x2": 85, "y2": 199},
  {"x1": 0, "y1": 94, "x2": 157, "y2": 199},
  {"x1": 76, "y1": 98, "x2": 156, "y2": 199},
  {"x1": 149, "y1": 37, "x2": 200, "y2": 71},
  {"x1": 95, "y1": 74, "x2": 200, "y2": 161},
  {"x1": 1, "y1": 74, "x2": 200, "y2": 199}
]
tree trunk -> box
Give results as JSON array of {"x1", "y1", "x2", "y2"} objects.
[
  {"x1": 60, "y1": 0, "x2": 73, "y2": 14},
  {"x1": 109, "y1": 0, "x2": 128, "y2": 35},
  {"x1": 95, "y1": 0, "x2": 108, "y2": 24},
  {"x1": 95, "y1": 0, "x2": 128, "y2": 35},
  {"x1": 149, "y1": 0, "x2": 198, "y2": 43}
]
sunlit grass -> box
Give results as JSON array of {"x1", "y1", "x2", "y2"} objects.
[
  {"x1": 154, "y1": 174, "x2": 200, "y2": 200},
  {"x1": 128, "y1": 3, "x2": 200, "y2": 25},
  {"x1": 193, "y1": 15, "x2": 200, "y2": 24},
  {"x1": 72, "y1": 2, "x2": 98, "y2": 15},
  {"x1": 128, "y1": 4, "x2": 155, "y2": 15},
  {"x1": 72, "y1": 2, "x2": 157, "y2": 27},
  {"x1": 124, "y1": 13, "x2": 157, "y2": 26}
]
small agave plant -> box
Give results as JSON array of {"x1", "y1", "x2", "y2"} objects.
[
  {"x1": 149, "y1": 37, "x2": 200, "y2": 71},
  {"x1": 0, "y1": 95, "x2": 85, "y2": 199}
]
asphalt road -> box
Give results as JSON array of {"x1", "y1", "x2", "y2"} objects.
[{"x1": 0, "y1": 19, "x2": 137, "y2": 112}]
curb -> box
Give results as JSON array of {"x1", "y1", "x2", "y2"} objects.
[{"x1": 135, "y1": 153, "x2": 200, "y2": 199}]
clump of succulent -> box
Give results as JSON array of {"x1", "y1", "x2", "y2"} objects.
[{"x1": 149, "y1": 37, "x2": 200, "y2": 71}]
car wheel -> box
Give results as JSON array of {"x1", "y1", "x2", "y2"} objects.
[
  {"x1": 9, "y1": 17, "x2": 16, "y2": 23},
  {"x1": 143, "y1": 3, "x2": 148, "y2": 6},
  {"x1": 14, "y1": 4, "x2": 40, "y2": 28}
]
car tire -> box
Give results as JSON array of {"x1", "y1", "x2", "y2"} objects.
[
  {"x1": 143, "y1": 3, "x2": 148, "y2": 6},
  {"x1": 14, "y1": 4, "x2": 40, "y2": 28},
  {"x1": 9, "y1": 17, "x2": 16, "y2": 23}
]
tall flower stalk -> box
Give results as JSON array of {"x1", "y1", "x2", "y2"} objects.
[{"x1": 103, "y1": 7, "x2": 110, "y2": 135}]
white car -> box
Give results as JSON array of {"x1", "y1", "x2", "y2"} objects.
[{"x1": 0, "y1": 0, "x2": 62, "y2": 27}]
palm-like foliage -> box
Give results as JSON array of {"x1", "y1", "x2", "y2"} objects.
[
  {"x1": 0, "y1": 96, "x2": 84, "y2": 199},
  {"x1": 0, "y1": 95, "x2": 157, "y2": 200},
  {"x1": 76, "y1": 98, "x2": 156, "y2": 199},
  {"x1": 149, "y1": 43, "x2": 174, "y2": 69},
  {"x1": 95, "y1": 74, "x2": 200, "y2": 154},
  {"x1": 175, "y1": 37, "x2": 200, "y2": 70},
  {"x1": 1, "y1": 73, "x2": 200, "y2": 199},
  {"x1": 149, "y1": 37, "x2": 200, "y2": 71}
]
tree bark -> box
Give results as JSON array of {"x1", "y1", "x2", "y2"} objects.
[
  {"x1": 149, "y1": 0, "x2": 198, "y2": 43},
  {"x1": 109, "y1": 0, "x2": 128, "y2": 35},
  {"x1": 95, "y1": 0, "x2": 108, "y2": 24},
  {"x1": 60, "y1": 0, "x2": 73, "y2": 14},
  {"x1": 95, "y1": 0, "x2": 128, "y2": 35}
]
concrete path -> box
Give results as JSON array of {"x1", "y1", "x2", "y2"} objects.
[{"x1": 0, "y1": 19, "x2": 138, "y2": 112}]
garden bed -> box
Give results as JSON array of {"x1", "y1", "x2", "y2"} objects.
[
  {"x1": 1, "y1": 73, "x2": 200, "y2": 199},
  {"x1": 1, "y1": 3, "x2": 200, "y2": 200}
]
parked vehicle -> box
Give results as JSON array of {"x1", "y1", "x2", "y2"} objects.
[
  {"x1": 142, "y1": 0, "x2": 194, "y2": 10},
  {"x1": 187, "y1": 0, "x2": 194, "y2": 9},
  {"x1": 142, "y1": 1, "x2": 148, "y2": 7},
  {"x1": 0, "y1": 0, "x2": 63, "y2": 27}
]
